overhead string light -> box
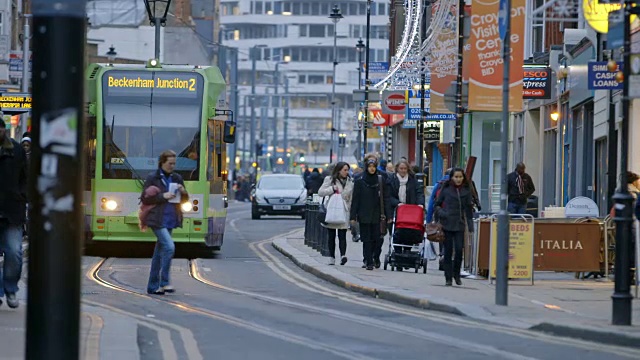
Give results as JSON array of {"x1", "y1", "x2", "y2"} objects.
[{"x1": 374, "y1": 0, "x2": 455, "y2": 89}]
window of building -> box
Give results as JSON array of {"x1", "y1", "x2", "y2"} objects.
[
  {"x1": 265, "y1": 1, "x2": 272, "y2": 14},
  {"x1": 292, "y1": 2, "x2": 300, "y2": 14},
  {"x1": 299, "y1": 24, "x2": 307, "y2": 37},
  {"x1": 378, "y1": 2, "x2": 386, "y2": 16},
  {"x1": 283, "y1": 2, "x2": 291, "y2": 13},
  {"x1": 301, "y1": 48, "x2": 309, "y2": 61},
  {"x1": 274, "y1": 2, "x2": 282, "y2": 14},
  {"x1": 359, "y1": 3, "x2": 367, "y2": 15},
  {"x1": 308, "y1": 75, "x2": 324, "y2": 84},
  {"x1": 312, "y1": 2, "x2": 320, "y2": 15},
  {"x1": 291, "y1": 48, "x2": 300, "y2": 61},
  {"x1": 309, "y1": 24, "x2": 325, "y2": 37},
  {"x1": 263, "y1": 48, "x2": 271, "y2": 60},
  {"x1": 302, "y1": 2, "x2": 310, "y2": 15},
  {"x1": 349, "y1": 3, "x2": 357, "y2": 15},
  {"x1": 321, "y1": 2, "x2": 330, "y2": 15},
  {"x1": 255, "y1": 1, "x2": 263, "y2": 14},
  {"x1": 326, "y1": 75, "x2": 333, "y2": 84},
  {"x1": 298, "y1": 74, "x2": 306, "y2": 83},
  {"x1": 233, "y1": 29, "x2": 240, "y2": 40}
]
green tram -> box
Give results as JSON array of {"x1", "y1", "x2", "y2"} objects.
[{"x1": 83, "y1": 61, "x2": 233, "y2": 255}]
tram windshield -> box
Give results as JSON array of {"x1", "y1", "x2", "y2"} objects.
[{"x1": 101, "y1": 70, "x2": 204, "y2": 181}]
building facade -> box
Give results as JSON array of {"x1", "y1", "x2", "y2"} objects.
[{"x1": 219, "y1": 0, "x2": 390, "y2": 168}]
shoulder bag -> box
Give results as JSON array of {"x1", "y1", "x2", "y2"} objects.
[{"x1": 378, "y1": 175, "x2": 387, "y2": 236}]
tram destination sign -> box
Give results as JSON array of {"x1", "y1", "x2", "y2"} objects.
[
  {"x1": 0, "y1": 93, "x2": 31, "y2": 113},
  {"x1": 103, "y1": 71, "x2": 203, "y2": 98}
]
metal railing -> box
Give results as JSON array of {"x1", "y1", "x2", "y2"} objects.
[{"x1": 303, "y1": 199, "x2": 330, "y2": 256}]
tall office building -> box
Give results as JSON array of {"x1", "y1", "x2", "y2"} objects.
[{"x1": 220, "y1": 0, "x2": 389, "y2": 166}]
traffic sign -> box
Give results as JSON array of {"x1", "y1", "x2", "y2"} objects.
[{"x1": 498, "y1": 0, "x2": 509, "y2": 40}]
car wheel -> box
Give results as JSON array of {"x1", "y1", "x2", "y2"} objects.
[{"x1": 251, "y1": 207, "x2": 261, "y2": 220}]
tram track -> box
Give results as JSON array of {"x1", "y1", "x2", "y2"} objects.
[
  {"x1": 225, "y1": 224, "x2": 640, "y2": 359},
  {"x1": 87, "y1": 258, "x2": 372, "y2": 360}
]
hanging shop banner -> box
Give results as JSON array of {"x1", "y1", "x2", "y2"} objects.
[
  {"x1": 428, "y1": 0, "x2": 458, "y2": 116},
  {"x1": 522, "y1": 67, "x2": 552, "y2": 99},
  {"x1": 468, "y1": 0, "x2": 526, "y2": 112},
  {"x1": 587, "y1": 61, "x2": 624, "y2": 90}
]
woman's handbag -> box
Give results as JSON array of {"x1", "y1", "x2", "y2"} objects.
[
  {"x1": 426, "y1": 222, "x2": 445, "y2": 242},
  {"x1": 378, "y1": 175, "x2": 388, "y2": 236},
  {"x1": 317, "y1": 197, "x2": 328, "y2": 224},
  {"x1": 325, "y1": 194, "x2": 347, "y2": 224}
]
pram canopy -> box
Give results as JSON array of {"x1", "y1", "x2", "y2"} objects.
[{"x1": 394, "y1": 204, "x2": 425, "y2": 232}]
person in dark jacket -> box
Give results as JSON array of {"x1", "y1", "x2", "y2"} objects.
[
  {"x1": 306, "y1": 168, "x2": 323, "y2": 195},
  {"x1": 507, "y1": 163, "x2": 535, "y2": 214},
  {"x1": 141, "y1": 150, "x2": 189, "y2": 295},
  {"x1": 434, "y1": 168, "x2": 474, "y2": 286},
  {"x1": 350, "y1": 154, "x2": 391, "y2": 270},
  {"x1": 0, "y1": 119, "x2": 27, "y2": 309}
]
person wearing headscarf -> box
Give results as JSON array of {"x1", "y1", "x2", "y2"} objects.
[{"x1": 349, "y1": 153, "x2": 391, "y2": 270}]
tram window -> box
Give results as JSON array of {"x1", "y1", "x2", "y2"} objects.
[{"x1": 101, "y1": 70, "x2": 204, "y2": 181}]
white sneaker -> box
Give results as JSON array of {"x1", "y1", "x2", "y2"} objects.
[{"x1": 328, "y1": 257, "x2": 335, "y2": 265}]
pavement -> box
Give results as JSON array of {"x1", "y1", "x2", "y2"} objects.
[
  {"x1": 273, "y1": 229, "x2": 640, "y2": 349},
  {"x1": 0, "y1": 265, "x2": 140, "y2": 359}
]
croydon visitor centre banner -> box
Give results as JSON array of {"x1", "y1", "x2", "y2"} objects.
[
  {"x1": 428, "y1": 0, "x2": 458, "y2": 116},
  {"x1": 468, "y1": 0, "x2": 525, "y2": 112}
]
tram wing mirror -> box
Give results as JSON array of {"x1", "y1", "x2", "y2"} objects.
[
  {"x1": 215, "y1": 109, "x2": 236, "y2": 143},
  {"x1": 223, "y1": 121, "x2": 236, "y2": 143}
]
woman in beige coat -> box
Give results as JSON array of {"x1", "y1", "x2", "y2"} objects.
[{"x1": 318, "y1": 162, "x2": 353, "y2": 265}]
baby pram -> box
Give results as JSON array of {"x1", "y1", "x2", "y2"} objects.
[{"x1": 383, "y1": 204, "x2": 427, "y2": 273}]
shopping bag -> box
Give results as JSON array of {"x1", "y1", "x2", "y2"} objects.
[
  {"x1": 325, "y1": 194, "x2": 347, "y2": 225},
  {"x1": 423, "y1": 240, "x2": 438, "y2": 261}
]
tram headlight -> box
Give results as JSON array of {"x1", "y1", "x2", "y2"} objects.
[
  {"x1": 104, "y1": 200, "x2": 118, "y2": 211},
  {"x1": 181, "y1": 202, "x2": 193, "y2": 212}
]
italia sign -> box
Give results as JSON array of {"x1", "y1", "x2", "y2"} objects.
[{"x1": 381, "y1": 91, "x2": 406, "y2": 114}]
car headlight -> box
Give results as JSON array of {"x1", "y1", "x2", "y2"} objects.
[
  {"x1": 297, "y1": 192, "x2": 307, "y2": 203},
  {"x1": 255, "y1": 193, "x2": 266, "y2": 203}
]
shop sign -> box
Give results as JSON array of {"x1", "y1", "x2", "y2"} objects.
[
  {"x1": 565, "y1": 196, "x2": 599, "y2": 218},
  {"x1": 423, "y1": 121, "x2": 441, "y2": 142},
  {"x1": 523, "y1": 67, "x2": 551, "y2": 99},
  {"x1": 479, "y1": 221, "x2": 602, "y2": 273},
  {"x1": 490, "y1": 221, "x2": 534, "y2": 280},
  {"x1": 381, "y1": 91, "x2": 406, "y2": 114},
  {"x1": 362, "y1": 62, "x2": 389, "y2": 87},
  {"x1": 588, "y1": 61, "x2": 623, "y2": 90}
]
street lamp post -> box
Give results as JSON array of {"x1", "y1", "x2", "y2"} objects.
[
  {"x1": 363, "y1": 0, "x2": 372, "y2": 157},
  {"x1": 356, "y1": 38, "x2": 365, "y2": 162},
  {"x1": 106, "y1": 45, "x2": 117, "y2": 63},
  {"x1": 143, "y1": 0, "x2": 171, "y2": 60},
  {"x1": 329, "y1": 5, "x2": 343, "y2": 164},
  {"x1": 273, "y1": 56, "x2": 291, "y2": 168},
  {"x1": 611, "y1": 0, "x2": 638, "y2": 326}
]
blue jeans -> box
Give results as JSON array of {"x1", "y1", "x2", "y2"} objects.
[
  {"x1": 0, "y1": 222, "x2": 23, "y2": 297},
  {"x1": 508, "y1": 202, "x2": 527, "y2": 215},
  {"x1": 147, "y1": 228, "x2": 175, "y2": 292}
]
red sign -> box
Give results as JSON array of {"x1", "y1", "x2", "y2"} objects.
[
  {"x1": 369, "y1": 108, "x2": 390, "y2": 127},
  {"x1": 385, "y1": 93, "x2": 405, "y2": 111}
]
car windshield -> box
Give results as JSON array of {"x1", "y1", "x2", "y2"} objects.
[
  {"x1": 259, "y1": 176, "x2": 304, "y2": 190},
  {"x1": 101, "y1": 70, "x2": 204, "y2": 180}
]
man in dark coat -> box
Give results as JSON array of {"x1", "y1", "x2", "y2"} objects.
[
  {"x1": 0, "y1": 119, "x2": 28, "y2": 308},
  {"x1": 507, "y1": 163, "x2": 535, "y2": 214}
]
